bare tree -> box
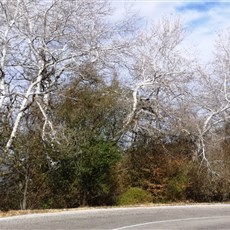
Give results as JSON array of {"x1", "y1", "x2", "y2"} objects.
[
  {"x1": 123, "y1": 17, "x2": 196, "y2": 140},
  {"x1": 0, "y1": 1, "x2": 21, "y2": 129},
  {"x1": 186, "y1": 28, "x2": 230, "y2": 173},
  {"x1": 0, "y1": 0, "x2": 135, "y2": 152}
]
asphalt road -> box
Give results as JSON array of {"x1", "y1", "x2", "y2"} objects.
[{"x1": 0, "y1": 204, "x2": 230, "y2": 229}]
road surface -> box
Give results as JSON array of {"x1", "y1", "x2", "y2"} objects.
[{"x1": 0, "y1": 204, "x2": 230, "y2": 229}]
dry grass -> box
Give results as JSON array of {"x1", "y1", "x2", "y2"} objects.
[
  {"x1": 0, "y1": 209, "x2": 69, "y2": 218},
  {"x1": 1, "y1": 202, "x2": 229, "y2": 218},
  {"x1": 0, "y1": 207, "x2": 106, "y2": 218}
]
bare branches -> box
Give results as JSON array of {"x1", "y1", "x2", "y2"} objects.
[
  {"x1": 0, "y1": 0, "x2": 229, "y2": 181},
  {"x1": 123, "y1": 18, "x2": 194, "y2": 140},
  {"x1": 0, "y1": 0, "x2": 22, "y2": 110},
  {"x1": 0, "y1": 0, "x2": 136, "y2": 152},
  {"x1": 119, "y1": 18, "x2": 230, "y2": 176}
]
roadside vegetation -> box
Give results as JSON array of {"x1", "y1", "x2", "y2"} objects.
[{"x1": 1, "y1": 0, "x2": 230, "y2": 211}]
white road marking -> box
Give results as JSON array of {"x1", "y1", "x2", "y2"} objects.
[{"x1": 112, "y1": 216, "x2": 230, "y2": 230}]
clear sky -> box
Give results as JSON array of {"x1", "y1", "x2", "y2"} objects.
[{"x1": 110, "y1": 1, "x2": 230, "y2": 63}]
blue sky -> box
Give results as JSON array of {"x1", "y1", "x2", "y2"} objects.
[
  {"x1": 110, "y1": 1, "x2": 230, "y2": 62},
  {"x1": 176, "y1": 2, "x2": 220, "y2": 12}
]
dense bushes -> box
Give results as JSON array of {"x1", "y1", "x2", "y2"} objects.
[
  {"x1": 2, "y1": 74, "x2": 230, "y2": 210},
  {"x1": 2, "y1": 134, "x2": 230, "y2": 210},
  {"x1": 186, "y1": 165, "x2": 230, "y2": 202},
  {"x1": 117, "y1": 136, "x2": 230, "y2": 204},
  {"x1": 118, "y1": 138, "x2": 192, "y2": 202}
]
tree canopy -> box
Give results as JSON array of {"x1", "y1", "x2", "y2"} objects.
[{"x1": 1, "y1": 0, "x2": 230, "y2": 210}]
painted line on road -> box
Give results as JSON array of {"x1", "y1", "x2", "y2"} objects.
[{"x1": 111, "y1": 216, "x2": 230, "y2": 230}]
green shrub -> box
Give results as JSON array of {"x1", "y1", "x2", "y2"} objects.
[
  {"x1": 166, "y1": 174, "x2": 188, "y2": 201},
  {"x1": 117, "y1": 187, "x2": 152, "y2": 205},
  {"x1": 77, "y1": 140, "x2": 121, "y2": 206}
]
